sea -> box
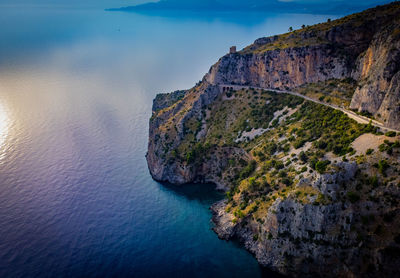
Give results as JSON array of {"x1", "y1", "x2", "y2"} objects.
[{"x1": 0, "y1": 5, "x2": 337, "y2": 277}]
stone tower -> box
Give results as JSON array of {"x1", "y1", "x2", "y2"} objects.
[{"x1": 230, "y1": 46, "x2": 237, "y2": 54}]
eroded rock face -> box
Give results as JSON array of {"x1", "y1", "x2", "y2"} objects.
[
  {"x1": 211, "y1": 162, "x2": 399, "y2": 277},
  {"x1": 148, "y1": 84, "x2": 218, "y2": 184},
  {"x1": 311, "y1": 162, "x2": 358, "y2": 200},
  {"x1": 350, "y1": 27, "x2": 400, "y2": 128},
  {"x1": 213, "y1": 200, "x2": 360, "y2": 277},
  {"x1": 205, "y1": 46, "x2": 351, "y2": 90}
]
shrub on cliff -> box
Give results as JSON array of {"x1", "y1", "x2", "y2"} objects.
[
  {"x1": 347, "y1": 191, "x2": 360, "y2": 203},
  {"x1": 186, "y1": 151, "x2": 195, "y2": 163},
  {"x1": 299, "y1": 151, "x2": 308, "y2": 162},
  {"x1": 185, "y1": 143, "x2": 210, "y2": 164},
  {"x1": 315, "y1": 160, "x2": 330, "y2": 174},
  {"x1": 385, "y1": 131, "x2": 396, "y2": 137},
  {"x1": 239, "y1": 160, "x2": 257, "y2": 180},
  {"x1": 378, "y1": 160, "x2": 389, "y2": 176}
]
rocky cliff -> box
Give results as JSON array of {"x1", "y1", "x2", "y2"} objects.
[
  {"x1": 147, "y1": 2, "x2": 400, "y2": 277},
  {"x1": 205, "y1": 2, "x2": 400, "y2": 129}
]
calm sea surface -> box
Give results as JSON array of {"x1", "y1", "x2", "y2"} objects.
[{"x1": 0, "y1": 6, "x2": 337, "y2": 277}]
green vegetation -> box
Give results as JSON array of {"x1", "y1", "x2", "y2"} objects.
[
  {"x1": 366, "y1": 148, "x2": 374, "y2": 155},
  {"x1": 185, "y1": 143, "x2": 211, "y2": 164},
  {"x1": 291, "y1": 102, "x2": 371, "y2": 156},
  {"x1": 378, "y1": 140, "x2": 400, "y2": 155},
  {"x1": 153, "y1": 90, "x2": 186, "y2": 112},
  {"x1": 239, "y1": 160, "x2": 257, "y2": 180},
  {"x1": 198, "y1": 89, "x2": 303, "y2": 147},
  {"x1": 315, "y1": 160, "x2": 330, "y2": 174},
  {"x1": 347, "y1": 192, "x2": 360, "y2": 203},
  {"x1": 299, "y1": 151, "x2": 308, "y2": 162},
  {"x1": 378, "y1": 160, "x2": 389, "y2": 176},
  {"x1": 174, "y1": 88, "x2": 375, "y2": 222},
  {"x1": 385, "y1": 131, "x2": 396, "y2": 137},
  {"x1": 185, "y1": 89, "x2": 376, "y2": 220}
]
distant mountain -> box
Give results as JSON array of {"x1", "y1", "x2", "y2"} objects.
[{"x1": 110, "y1": 0, "x2": 394, "y2": 14}]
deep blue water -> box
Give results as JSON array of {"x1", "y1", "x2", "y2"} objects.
[{"x1": 0, "y1": 6, "x2": 337, "y2": 278}]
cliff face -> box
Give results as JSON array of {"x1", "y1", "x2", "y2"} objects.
[
  {"x1": 205, "y1": 45, "x2": 351, "y2": 89},
  {"x1": 350, "y1": 24, "x2": 400, "y2": 128},
  {"x1": 147, "y1": 3, "x2": 400, "y2": 277},
  {"x1": 148, "y1": 84, "x2": 220, "y2": 185},
  {"x1": 147, "y1": 83, "x2": 249, "y2": 189},
  {"x1": 204, "y1": 3, "x2": 400, "y2": 129},
  {"x1": 212, "y1": 160, "x2": 400, "y2": 277}
]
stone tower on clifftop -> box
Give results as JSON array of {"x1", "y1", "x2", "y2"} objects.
[{"x1": 230, "y1": 46, "x2": 236, "y2": 54}]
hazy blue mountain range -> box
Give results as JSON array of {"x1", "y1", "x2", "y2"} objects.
[{"x1": 112, "y1": 0, "x2": 394, "y2": 14}]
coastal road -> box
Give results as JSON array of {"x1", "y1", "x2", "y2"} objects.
[{"x1": 219, "y1": 84, "x2": 400, "y2": 133}]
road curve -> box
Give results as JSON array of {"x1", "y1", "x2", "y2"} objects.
[{"x1": 218, "y1": 84, "x2": 400, "y2": 133}]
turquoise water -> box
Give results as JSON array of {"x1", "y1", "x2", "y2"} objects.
[{"x1": 0, "y1": 6, "x2": 337, "y2": 277}]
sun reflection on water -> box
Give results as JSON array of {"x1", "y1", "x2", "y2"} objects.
[{"x1": 0, "y1": 100, "x2": 10, "y2": 161}]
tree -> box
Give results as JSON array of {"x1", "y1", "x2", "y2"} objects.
[
  {"x1": 385, "y1": 131, "x2": 396, "y2": 137},
  {"x1": 315, "y1": 160, "x2": 330, "y2": 174},
  {"x1": 370, "y1": 176, "x2": 379, "y2": 188},
  {"x1": 299, "y1": 151, "x2": 308, "y2": 163},
  {"x1": 378, "y1": 160, "x2": 389, "y2": 176},
  {"x1": 327, "y1": 18, "x2": 331, "y2": 23},
  {"x1": 366, "y1": 148, "x2": 374, "y2": 155},
  {"x1": 288, "y1": 26, "x2": 293, "y2": 32},
  {"x1": 301, "y1": 24, "x2": 306, "y2": 29},
  {"x1": 239, "y1": 160, "x2": 257, "y2": 180}
]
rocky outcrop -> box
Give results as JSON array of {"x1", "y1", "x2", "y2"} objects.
[
  {"x1": 148, "y1": 84, "x2": 217, "y2": 183},
  {"x1": 147, "y1": 83, "x2": 250, "y2": 189}
]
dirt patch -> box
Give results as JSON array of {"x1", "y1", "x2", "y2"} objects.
[{"x1": 352, "y1": 133, "x2": 398, "y2": 154}]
